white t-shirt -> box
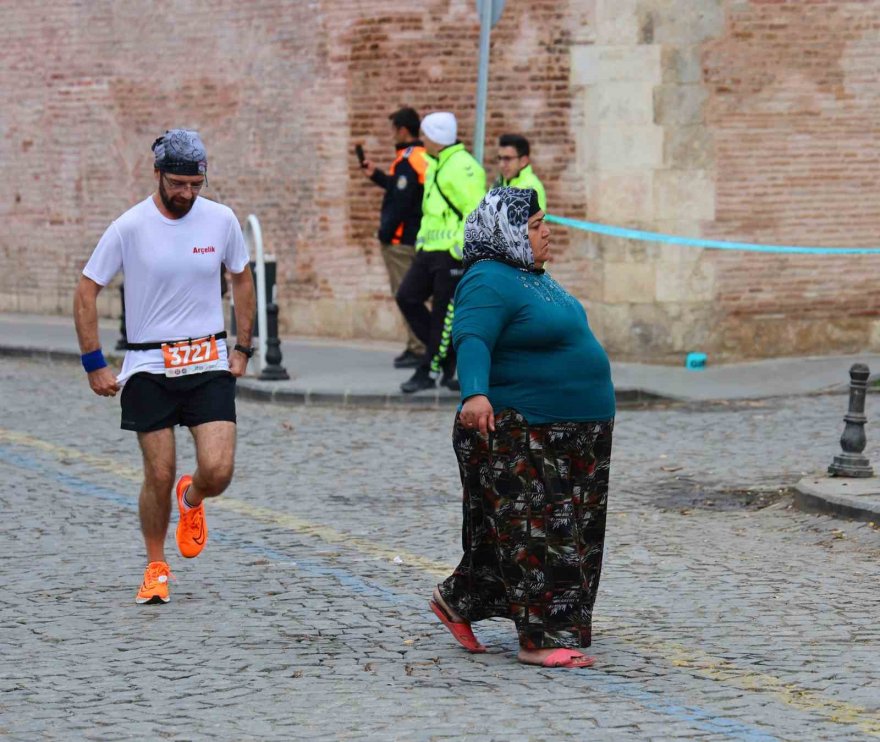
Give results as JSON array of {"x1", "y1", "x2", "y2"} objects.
[{"x1": 83, "y1": 195, "x2": 250, "y2": 384}]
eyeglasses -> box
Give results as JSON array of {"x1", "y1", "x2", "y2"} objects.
[{"x1": 162, "y1": 175, "x2": 206, "y2": 193}]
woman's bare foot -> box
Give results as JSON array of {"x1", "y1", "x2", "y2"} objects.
[
  {"x1": 429, "y1": 586, "x2": 487, "y2": 653},
  {"x1": 432, "y1": 587, "x2": 465, "y2": 622}
]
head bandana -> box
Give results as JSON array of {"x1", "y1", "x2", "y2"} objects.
[
  {"x1": 463, "y1": 187, "x2": 541, "y2": 271},
  {"x1": 152, "y1": 129, "x2": 208, "y2": 175}
]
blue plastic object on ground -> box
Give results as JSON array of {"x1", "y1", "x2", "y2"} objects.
[{"x1": 686, "y1": 352, "x2": 707, "y2": 370}]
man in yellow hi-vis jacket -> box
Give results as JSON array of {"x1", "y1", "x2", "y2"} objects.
[{"x1": 397, "y1": 112, "x2": 486, "y2": 394}]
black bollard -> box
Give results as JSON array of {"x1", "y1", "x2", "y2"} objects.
[
  {"x1": 259, "y1": 301, "x2": 289, "y2": 381},
  {"x1": 115, "y1": 284, "x2": 127, "y2": 350},
  {"x1": 828, "y1": 363, "x2": 873, "y2": 477}
]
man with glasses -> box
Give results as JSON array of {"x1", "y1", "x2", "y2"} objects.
[
  {"x1": 73, "y1": 129, "x2": 256, "y2": 605},
  {"x1": 493, "y1": 134, "x2": 546, "y2": 212}
]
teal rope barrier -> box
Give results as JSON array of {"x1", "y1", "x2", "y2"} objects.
[{"x1": 545, "y1": 214, "x2": 880, "y2": 255}]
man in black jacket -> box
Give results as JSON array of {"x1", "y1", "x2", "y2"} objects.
[{"x1": 361, "y1": 107, "x2": 429, "y2": 368}]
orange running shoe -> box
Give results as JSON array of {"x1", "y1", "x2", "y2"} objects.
[
  {"x1": 135, "y1": 561, "x2": 174, "y2": 604},
  {"x1": 175, "y1": 474, "x2": 207, "y2": 558}
]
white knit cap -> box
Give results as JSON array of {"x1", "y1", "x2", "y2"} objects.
[{"x1": 421, "y1": 112, "x2": 457, "y2": 146}]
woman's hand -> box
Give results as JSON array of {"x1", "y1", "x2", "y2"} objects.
[{"x1": 460, "y1": 395, "x2": 495, "y2": 436}]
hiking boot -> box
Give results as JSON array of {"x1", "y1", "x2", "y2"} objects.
[
  {"x1": 175, "y1": 474, "x2": 207, "y2": 559},
  {"x1": 401, "y1": 368, "x2": 436, "y2": 394},
  {"x1": 440, "y1": 374, "x2": 460, "y2": 392},
  {"x1": 135, "y1": 561, "x2": 174, "y2": 605},
  {"x1": 393, "y1": 349, "x2": 424, "y2": 369},
  {"x1": 440, "y1": 362, "x2": 460, "y2": 391}
]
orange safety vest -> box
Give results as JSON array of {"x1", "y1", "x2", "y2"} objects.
[{"x1": 389, "y1": 145, "x2": 429, "y2": 245}]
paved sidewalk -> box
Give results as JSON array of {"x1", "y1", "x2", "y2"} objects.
[
  {"x1": 3, "y1": 355, "x2": 880, "y2": 740},
  {"x1": 2, "y1": 312, "x2": 878, "y2": 407}
]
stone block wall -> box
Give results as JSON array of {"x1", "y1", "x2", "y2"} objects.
[{"x1": 571, "y1": 0, "x2": 880, "y2": 361}]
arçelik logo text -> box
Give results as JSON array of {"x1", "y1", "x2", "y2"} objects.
[{"x1": 193, "y1": 246, "x2": 215, "y2": 254}]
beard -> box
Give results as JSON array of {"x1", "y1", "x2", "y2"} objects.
[{"x1": 159, "y1": 178, "x2": 196, "y2": 218}]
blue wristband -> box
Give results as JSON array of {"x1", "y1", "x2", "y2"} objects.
[{"x1": 81, "y1": 348, "x2": 107, "y2": 373}]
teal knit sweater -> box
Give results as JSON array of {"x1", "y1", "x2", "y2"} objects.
[{"x1": 453, "y1": 260, "x2": 615, "y2": 423}]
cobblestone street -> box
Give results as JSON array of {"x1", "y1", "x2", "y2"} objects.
[{"x1": 1, "y1": 357, "x2": 879, "y2": 741}]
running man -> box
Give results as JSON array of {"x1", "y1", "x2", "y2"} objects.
[{"x1": 73, "y1": 129, "x2": 256, "y2": 605}]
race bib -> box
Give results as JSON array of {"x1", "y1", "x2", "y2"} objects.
[{"x1": 161, "y1": 336, "x2": 222, "y2": 377}]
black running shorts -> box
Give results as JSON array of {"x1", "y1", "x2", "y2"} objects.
[{"x1": 120, "y1": 371, "x2": 236, "y2": 432}]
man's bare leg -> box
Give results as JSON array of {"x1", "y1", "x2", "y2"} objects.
[
  {"x1": 137, "y1": 428, "x2": 176, "y2": 563},
  {"x1": 185, "y1": 420, "x2": 236, "y2": 505}
]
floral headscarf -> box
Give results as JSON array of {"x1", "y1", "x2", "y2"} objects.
[{"x1": 462, "y1": 187, "x2": 541, "y2": 272}]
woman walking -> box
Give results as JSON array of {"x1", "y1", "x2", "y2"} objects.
[{"x1": 430, "y1": 187, "x2": 615, "y2": 668}]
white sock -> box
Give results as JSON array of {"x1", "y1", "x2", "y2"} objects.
[{"x1": 182, "y1": 487, "x2": 197, "y2": 512}]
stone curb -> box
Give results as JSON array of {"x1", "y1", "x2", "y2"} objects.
[
  {"x1": 0, "y1": 345, "x2": 126, "y2": 366},
  {"x1": 1, "y1": 344, "x2": 668, "y2": 408},
  {"x1": 236, "y1": 380, "x2": 667, "y2": 409},
  {"x1": 792, "y1": 477, "x2": 880, "y2": 523},
  {"x1": 235, "y1": 380, "x2": 461, "y2": 409}
]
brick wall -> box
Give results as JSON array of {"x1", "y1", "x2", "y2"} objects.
[
  {"x1": 0, "y1": 0, "x2": 581, "y2": 340},
  {"x1": 1, "y1": 0, "x2": 879, "y2": 360},
  {"x1": 343, "y1": 0, "x2": 584, "y2": 336},
  {"x1": 702, "y1": 0, "x2": 880, "y2": 357}
]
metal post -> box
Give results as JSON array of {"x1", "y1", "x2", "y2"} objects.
[
  {"x1": 239, "y1": 214, "x2": 266, "y2": 378},
  {"x1": 115, "y1": 284, "x2": 127, "y2": 350},
  {"x1": 828, "y1": 363, "x2": 873, "y2": 477},
  {"x1": 259, "y1": 286, "x2": 289, "y2": 381},
  {"x1": 473, "y1": 0, "x2": 493, "y2": 166},
  {"x1": 244, "y1": 215, "x2": 268, "y2": 374}
]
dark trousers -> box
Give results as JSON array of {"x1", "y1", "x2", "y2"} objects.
[
  {"x1": 441, "y1": 411, "x2": 614, "y2": 649},
  {"x1": 380, "y1": 242, "x2": 425, "y2": 356},
  {"x1": 396, "y1": 250, "x2": 463, "y2": 375}
]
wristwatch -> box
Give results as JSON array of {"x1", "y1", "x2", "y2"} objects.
[{"x1": 234, "y1": 343, "x2": 255, "y2": 358}]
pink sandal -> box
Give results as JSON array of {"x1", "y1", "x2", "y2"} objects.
[
  {"x1": 536, "y1": 648, "x2": 596, "y2": 668},
  {"x1": 429, "y1": 598, "x2": 487, "y2": 654}
]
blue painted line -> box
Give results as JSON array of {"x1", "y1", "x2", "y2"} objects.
[
  {"x1": 546, "y1": 213, "x2": 880, "y2": 255},
  {"x1": 217, "y1": 536, "x2": 423, "y2": 609},
  {"x1": 575, "y1": 675, "x2": 779, "y2": 742},
  {"x1": 0, "y1": 445, "x2": 419, "y2": 611},
  {"x1": 0, "y1": 443, "x2": 783, "y2": 741}
]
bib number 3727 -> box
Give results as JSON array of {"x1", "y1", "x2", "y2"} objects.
[{"x1": 161, "y1": 337, "x2": 221, "y2": 378}]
